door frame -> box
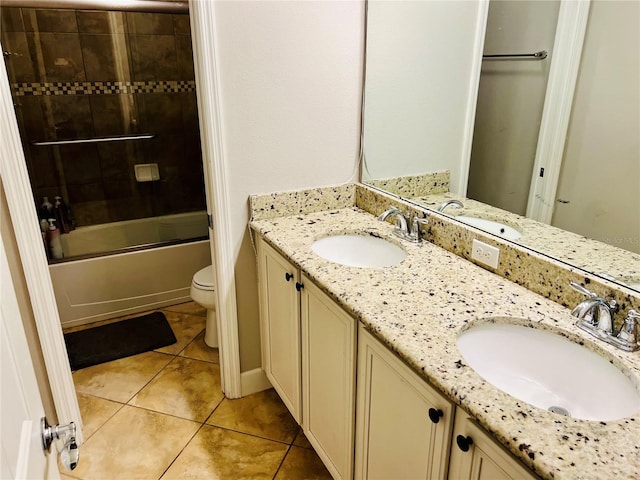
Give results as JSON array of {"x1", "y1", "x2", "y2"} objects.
[
  {"x1": 189, "y1": 1, "x2": 242, "y2": 398},
  {"x1": 0, "y1": 61, "x2": 83, "y2": 442},
  {"x1": 526, "y1": 0, "x2": 591, "y2": 222},
  {"x1": 1, "y1": 1, "x2": 244, "y2": 404}
]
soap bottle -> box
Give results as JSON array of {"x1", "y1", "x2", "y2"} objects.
[
  {"x1": 39, "y1": 218, "x2": 50, "y2": 259},
  {"x1": 48, "y1": 218, "x2": 64, "y2": 259},
  {"x1": 53, "y1": 196, "x2": 68, "y2": 233}
]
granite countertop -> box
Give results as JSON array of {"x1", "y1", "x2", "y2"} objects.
[
  {"x1": 413, "y1": 192, "x2": 640, "y2": 290},
  {"x1": 250, "y1": 207, "x2": 640, "y2": 480}
]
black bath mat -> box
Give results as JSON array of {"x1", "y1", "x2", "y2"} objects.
[{"x1": 64, "y1": 312, "x2": 177, "y2": 370}]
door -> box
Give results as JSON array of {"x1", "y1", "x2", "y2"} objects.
[
  {"x1": 257, "y1": 239, "x2": 302, "y2": 422},
  {"x1": 301, "y1": 275, "x2": 356, "y2": 480},
  {"x1": 355, "y1": 327, "x2": 454, "y2": 480},
  {"x1": 448, "y1": 408, "x2": 538, "y2": 480},
  {"x1": 1, "y1": 235, "x2": 60, "y2": 480}
]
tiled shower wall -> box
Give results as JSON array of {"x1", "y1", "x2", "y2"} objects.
[{"x1": 1, "y1": 7, "x2": 206, "y2": 226}]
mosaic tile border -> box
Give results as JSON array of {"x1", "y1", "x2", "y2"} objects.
[{"x1": 11, "y1": 80, "x2": 196, "y2": 96}]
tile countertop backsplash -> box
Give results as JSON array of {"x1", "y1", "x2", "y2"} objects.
[{"x1": 249, "y1": 183, "x2": 640, "y2": 480}]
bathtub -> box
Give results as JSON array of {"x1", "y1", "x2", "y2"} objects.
[{"x1": 49, "y1": 212, "x2": 211, "y2": 327}]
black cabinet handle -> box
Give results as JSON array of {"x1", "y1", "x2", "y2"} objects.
[
  {"x1": 285, "y1": 272, "x2": 294, "y2": 282},
  {"x1": 428, "y1": 408, "x2": 443, "y2": 424},
  {"x1": 456, "y1": 435, "x2": 474, "y2": 452},
  {"x1": 295, "y1": 282, "x2": 304, "y2": 292}
]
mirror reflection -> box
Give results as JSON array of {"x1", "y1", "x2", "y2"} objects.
[{"x1": 362, "y1": 0, "x2": 640, "y2": 291}]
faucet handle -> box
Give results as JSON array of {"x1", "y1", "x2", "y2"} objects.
[
  {"x1": 411, "y1": 214, "x2": 429, "y2": 229},
  {"x1": 612, "y1": 310, "x2": 639, "y2": 352},
  {"x1": 570, "y1": 281, "x2": 597, "y2": 298},
  {"x1": 409, "y1": 214, "x2": 429, "y2": 242}
]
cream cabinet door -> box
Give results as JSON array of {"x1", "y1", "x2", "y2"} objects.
[
  {"x1": 448, "y1": 409, "x2": 539, "y2": 480},
  {"x1": 257, "y1": 238, "x2": 302, "y2": 422},
  {"x1": 355, "y1": 327, "x2": 454, "y2": 480},
  {"x1": 301, "y1": 276, "x2": 356, "y2": 480}
]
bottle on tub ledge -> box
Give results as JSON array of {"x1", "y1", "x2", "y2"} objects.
[
  {"x1": 47, "y1": 218, "x2": 64, "y2": 260},
  {"x1": 54, "y1": 195, "x2": 75, "y2": 232},
  {"x1": 40, "y1": 196, "x2": 53, "y2": 219},
  {"x1": 39, "y1": 218, "x2": 50, "y2": 260}
]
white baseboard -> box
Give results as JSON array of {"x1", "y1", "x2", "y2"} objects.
[{"x1": 240, "y1": 367, "x2": 272, "y2": 397}]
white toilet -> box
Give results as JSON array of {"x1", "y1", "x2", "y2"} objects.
[{"x1": 190, "y1": 265, "x2": 218, "y2": 348}]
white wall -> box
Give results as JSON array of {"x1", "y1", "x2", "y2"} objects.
[
  {"x1": 553, "y1": 0, "x2": 640, "y2": 254},
  {"x1": 212, "y1": 0, "x2": 364, "y2": 371},
  {"x1": 362, "y1": 0, "x2": 485, "y2": 193},
  {"x1": 467, "y1": 0, "x2": 560, "y2": 215}
]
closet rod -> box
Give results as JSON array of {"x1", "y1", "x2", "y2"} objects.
[
  {"x1": 1, "y1": 0, "x2": 188, "y2": 13},
  {"x1": 483, "y1": 50, "x2": 548, "y2": 60},
  {"x1": 32, "y1": 133, "x2": 155, "y2": 146}
]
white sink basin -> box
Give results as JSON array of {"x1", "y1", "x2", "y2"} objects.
[
  {"x1": 311, "y1": 234, "x2": 406, "y2": 268},
  {"x1": 457, "y1": 322, "x2": 640, "y2": 421},
  {"x1": 456, "y1": 216, "x2": 522, "y2": 241}
]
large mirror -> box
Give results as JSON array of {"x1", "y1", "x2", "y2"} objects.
[{"x1": 362, "y1": 0, "x2": 640, "y2": 292}]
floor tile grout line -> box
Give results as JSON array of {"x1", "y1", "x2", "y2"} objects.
[
  {"x1": 77, "y1": 400, "x2": 125, "y2": 445},
  {"x1": 123, "y1": 353, "x2": 180, "y2": 405},
  {"x1": 177, "y1": 351, "x2": 220, "y2": 365},
  {"x1": 156, "y1": 422, "x2": 207, "y2": 480},
  {"x1": 201, "y1": 422, "x2": 296, "y2": 447},
  {"x1": 157, "y1": 322, "x2": 205, "y2": 357},
  {"x1": 201, "y1": 395, "x2": 226, "y2": 425},
  {"x1": 120, "y1": 403, "x2": 208, "y2": 425},
  {"x1": 272, "y1": 443, "x2": 294, "y2": 479}
]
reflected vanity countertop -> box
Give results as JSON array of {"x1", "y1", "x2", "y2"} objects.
[
  {"x1": 414, "y1": 192, "x2": 640, "y2": 289},
  {"x1": 250, "y1": 207, "x2": 640, "y2": 480}
]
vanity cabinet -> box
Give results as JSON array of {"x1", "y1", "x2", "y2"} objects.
[
  {"x1": 257, "y1": 238, "x2": 356, "y2": 479},
  {"x1": 301, "y1": 276, "x2": 357, "y2": 480},
  {"x1": 448, "y1": 409, "x2": 538, "y2": 480},
  {"x1": 257, "y1": 238, "x2": 302, "y2": 422},
  {"x1": 355, "y1": 327, "x2": 454, "y2": 480},
  {"x1": 257, "y1": 237, "x2": 537, "y2": 480}
]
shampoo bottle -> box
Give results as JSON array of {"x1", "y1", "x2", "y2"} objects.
[
  {"x1": 48, "y1": 218, "x2": 64, "y2": 259},
  {"x1": 40, "y1": 196, "x2": 53, "y2": 219},
  {"x1": 53, "y1": 196, "x2": 68, "y2": 233}
]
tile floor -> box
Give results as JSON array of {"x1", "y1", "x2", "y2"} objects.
[{"x1": 60, "y1": 302, "x2": 332, "y2": 480}]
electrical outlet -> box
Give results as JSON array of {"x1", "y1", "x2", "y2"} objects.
[{"x1": 471, "y1": 239, "x2": 500, "y2": 269}]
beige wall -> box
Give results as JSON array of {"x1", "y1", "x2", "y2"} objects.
[
  {"x1": 552, "y1": 0, "x2": 640, "y2": 255},
  {"x1": 212, "y1": 1, "x2": 365, "y2": 371},
  {"x1": 1, "y1": 179, "x2": 57, "y2": 422},
  {"x1": 468, "y1": 0, "x2": 560, "y2": 215}
]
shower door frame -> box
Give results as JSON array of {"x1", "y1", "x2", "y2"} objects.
[{"x1": 1, "y1": 1, "x2": 247, "y2": 402}]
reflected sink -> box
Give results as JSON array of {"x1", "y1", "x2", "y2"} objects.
[
  {"x1": 311, "y1": 234, "x2": 406, "y2": 268},
  {"x1": 456, "y1": 216, "x2": 522, "y2": 241},
  {"x1": 457, "y1": 322, "x2": 640, "y2": 421}
]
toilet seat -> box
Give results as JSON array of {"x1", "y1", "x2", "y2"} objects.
[{"x1": 192, "y1": 265, "x2": 215, "y2": 291}]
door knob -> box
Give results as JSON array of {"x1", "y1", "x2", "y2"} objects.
[
  {"x1": 456, "y1": 434, "x2": 474, "y2": 452},
  {"x1": 41, "y1": 417, "x2": 79, "y2": 470},
  {"x1": 428, "y1": 408, "x2": 443, "y2": 424}
]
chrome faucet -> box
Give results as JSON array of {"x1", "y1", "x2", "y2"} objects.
[
  {"x1": 569, "y1": 281, "x2": 638, "y2": 351},
  {"x1": 378, "y1": 207, "x2": 407, "y2": 232},
  {"x1": 378, "y1": 207, "x2": 428, "y2": 243},
  {"x1": 437, "y1": 199, "x2": 464, "y2": 213},
  {"x1": 612, "y1": 310, "x2": 640, "y2": 351}
]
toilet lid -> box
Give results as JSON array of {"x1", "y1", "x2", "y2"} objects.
[{"x1": 193, "y1": 265, "x2": 215, "y2": 290}]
